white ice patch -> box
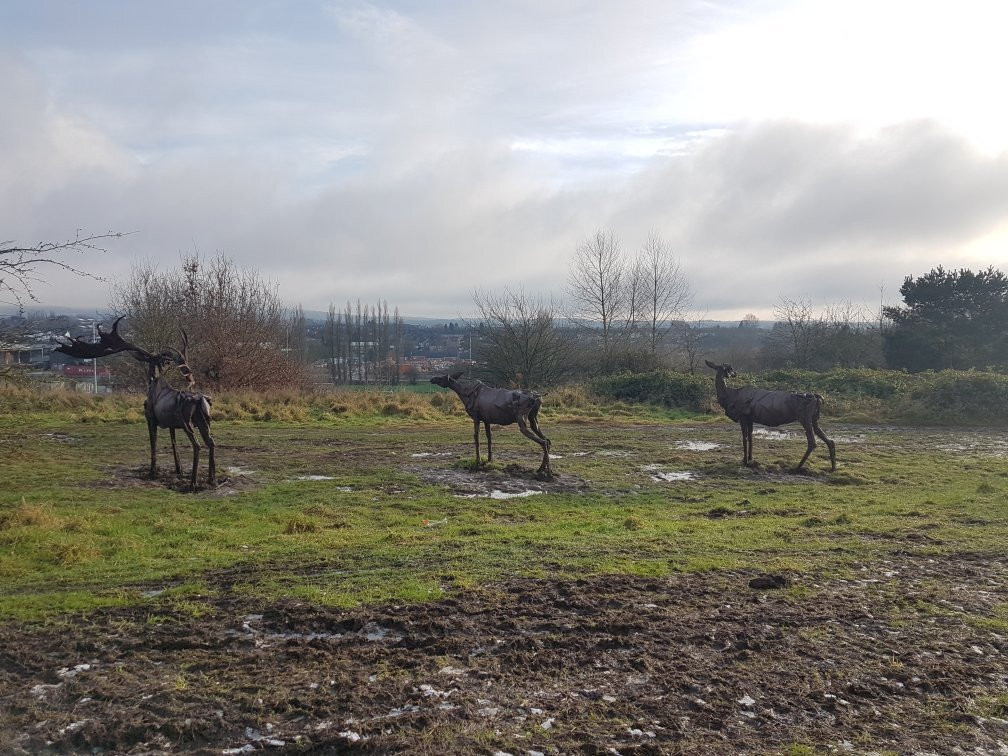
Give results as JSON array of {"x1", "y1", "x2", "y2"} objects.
[
  {"x1": 411, "y1": 452, "x2": 452, "y2": 458},
  {"x1": 460, "y1": 489, "x2": 543, "y2": 500},
  {"x1": 294, "y1": 475, "x2": 335, "y2": 481},
  {"x1": 57, "y1": 664, "x2": 92, "y2": 678},
  {"x1": 642, "y1": 464, "x2": 696, "y2": 482},
  {"x1": 752, "y1": 428, "x2": 793, "y2": 440},
  {"x1": 362, "y1": 622, "x2": 403, "y2": 642},
  {"x1": 676, "y1": 440, "x2": 721, "y2": 451},
  {"x1": 490, "y1": 489, "x2": 542, "y2": 500},
  {"x1": 652, "y1": 471, "x2": 695, "y2": 481},
  {"x1": 31, "y1": 683, "x2": 62, "y2": 700}
]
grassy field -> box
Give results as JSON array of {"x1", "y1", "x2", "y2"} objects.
[{"x1": 2, "y1": 388, "x2": 1006, "y2": 622}]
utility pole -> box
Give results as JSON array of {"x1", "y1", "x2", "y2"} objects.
[{"x1": 92, "y1": 320, "x2": 98, "y2": 394}]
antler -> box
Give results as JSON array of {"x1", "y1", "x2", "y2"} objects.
[
  {"x1": 55, "y1": 316, "x2": 154, "y2": 362},
  {"x1": 163, "y1": 328, "x2": 195, "y2": 389}
]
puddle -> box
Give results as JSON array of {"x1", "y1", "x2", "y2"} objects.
[
  {"x1": 293, "y1": 475, "x2": 335, "y2": 481},
  {"x1": 597, "y1": 450, "x2": 632, "y2": 457},
  {"x1": 410, "y1": 452, "x2": 452, "y2": 458},
  {"x1": 570, "y1": 451, "x2": 591, "y2": 457},
  {"x1": 226, "y1": 466, "x2": 258, "y2": 477},
  {"x1": 676, "y1": 441, "x2": 721, "y2": 451}
]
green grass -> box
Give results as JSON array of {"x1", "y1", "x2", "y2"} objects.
[{"x1": 2, "y1": 392, "x2": 1007, "y2": 621}]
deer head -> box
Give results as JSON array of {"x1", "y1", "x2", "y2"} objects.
[
  {"x1": 705, "y1": 360, "x2": 736, "y2": 379},
  {"x1": 429, "y1": 371, "x2": 464, "y2": 388}
]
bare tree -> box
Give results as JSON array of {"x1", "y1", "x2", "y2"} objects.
[
  {"x1": 471, "y1": 288, "x2": 574, "y2": 389},
  {"x1": 567, "y1": 228, "x2": 625, "y2": 358},
  {"x1": 108, "y1": 253, "x2": 309, "y2": 391},
  {"x1": 678, "y1": 309, "x2": 709, "y2": 375},
  {"x1": 638, "y1": 230, "x2": 691, "y2": 354},
  {"x1": 772, "y1": 296, "x2": 817, "y2": 369},
  {"x1": 1, "y1": 231, "x2": 127, "y2": 314}
]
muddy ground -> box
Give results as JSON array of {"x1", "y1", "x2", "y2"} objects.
[{"x1": 2, "y1": 554, "x2": 1007, "y2": 755}]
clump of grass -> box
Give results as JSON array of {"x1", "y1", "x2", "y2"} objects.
[
  {"x1": 283, "y1": 514, "x2": 320, "y2": 534},
  {"x1": 623, "y1": 515, "x2": 645, "y2": 530},
  {"x1": 0, "y1": 500, "x2": 64, "y2": 530},
  {"x1": 48, "y1": 541, "x2": 100, "y2": 566}
]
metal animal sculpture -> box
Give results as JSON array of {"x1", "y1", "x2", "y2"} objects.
[
  {"x1": 431, "y1": 371, "x2": 552, "y2": 477},
  {"x1": 56, "y1": 317, "x2": 216, "y2": 489},
  {"x1": 705, "y1": 360, "x2": 835, "y2": 471}
]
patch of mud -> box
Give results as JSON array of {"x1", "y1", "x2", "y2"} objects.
[
  {"x1": 2, "y1": 556, "x2": 1006, "y2": 754},
  {"x1": 89, "y1": 465, "x2": 249, "y2": 495},
  {"x1": 416, "y1": 464, "x2": 589, "y2": 496},
  {"x1": 39, "y1": 432, "x2": 79, "y2": 445}
]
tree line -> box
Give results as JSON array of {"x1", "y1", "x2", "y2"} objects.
[
  {"x1": 321, "y1": 300, "x2": 404, "y2": 385},
  {"x1": 9, "y1": 228, "x2": 1007, "y2": 391}
]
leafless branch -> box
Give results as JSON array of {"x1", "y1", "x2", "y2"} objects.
[{"x1": 0, "y1": 230, "x2": 132, "y2": 314}]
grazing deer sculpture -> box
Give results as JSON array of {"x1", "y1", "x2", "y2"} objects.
[
  {"x1": 56, "y1": 317, "x2": 216, "y2": 489},
  {"x1": 705, "y1": 360, "x2": 835, "y2": 472},
  {"x1": 431, "y1": 371, "x2": 552, "y2": 478}
]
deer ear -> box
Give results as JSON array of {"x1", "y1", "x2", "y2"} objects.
[
  {"x1": 704, "y1": 359, "x2": 718, "y2": 369},
  {"x1": 450, "y1": 371, "x2": 463, "y2": 380}
]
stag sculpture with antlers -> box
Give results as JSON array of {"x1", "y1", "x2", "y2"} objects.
[{"x1": 56, "y1": 317, "x2": 216, "y2": 490}]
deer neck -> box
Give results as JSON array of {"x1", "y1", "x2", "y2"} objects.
[
  {"x1": 714, "y1": 372, "x2": 732, "y2": 403},
  {"x1": 449, "y1": 378, "x2": 481, "y2": 414}
]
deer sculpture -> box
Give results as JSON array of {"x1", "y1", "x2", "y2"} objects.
[
  {"x1": 56, "y1": 317, "x2": 216, "y2": 490},
  {"x1": 431, "y1": 371, "x2": 553, "y2": 478},
  {"x1": 705, "y1": 360, "x2": 835, "y2": 472}
]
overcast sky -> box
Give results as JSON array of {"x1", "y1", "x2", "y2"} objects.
[{"x1": 3, "y1": 1, "x2": 1008, "y2": 320}]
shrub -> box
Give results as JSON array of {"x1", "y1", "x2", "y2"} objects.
[{"x1": 591, "y1": 370, "x2": 713, "y2": 411}]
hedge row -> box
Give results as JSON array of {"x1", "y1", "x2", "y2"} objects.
[{"x1": 590, "y1": 368, "x2": 1008, "y2": 425}]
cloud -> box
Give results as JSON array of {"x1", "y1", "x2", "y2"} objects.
[{"x1": 4, "y1": 3, "x2": 1008, "y2": 320}]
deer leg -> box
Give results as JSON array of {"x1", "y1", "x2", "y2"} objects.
[
  {"x1": 484, "y1": 421, "x2": 493, "y2": 462},
  {"x1": 147, "y1": 417, "x2": 158, "y2": 478},
  {"x1": 814, "y1": 420, "x2": 836, "y2": 471},
  {"x1": 473, "y1": 417, "x2": 481, "y2": 466},
  {"x1": 180, "y1": 424, "x2": 201, "y2": 491},
  {"x1": 169, "y1": 427, "x2": 182, "y2": 475},
  {"x1": 196, "y1": 417, "x2": 216, "y2": 486},
  {"x1": 796, "y1": 422, "x2": 816, "y2": 470},
  {"x1": 517, "y1": 417, "x2": 550, "y2": 476},
  {"x1": 529, "y1": 410, "x2": 551, "y2": 453}
]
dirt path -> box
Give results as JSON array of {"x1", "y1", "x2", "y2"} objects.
[{"x1": 2, "y1": 554, "x2": 1007, "y2": 754}]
